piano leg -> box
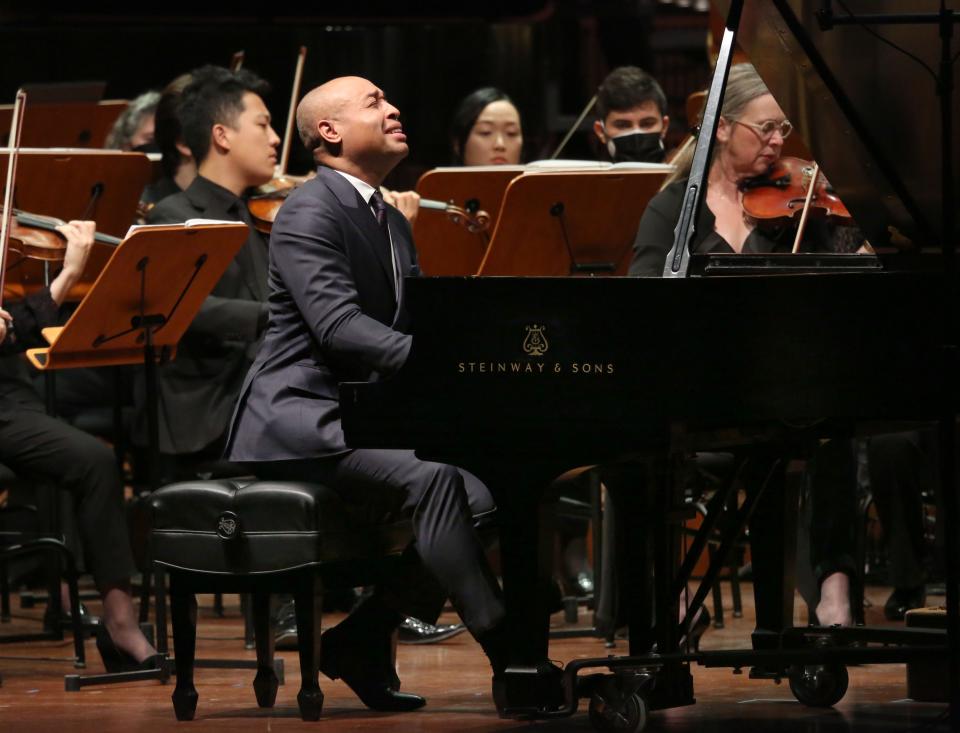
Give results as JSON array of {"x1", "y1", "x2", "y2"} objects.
[
  {"x1": 602, "y1": 457, "x2": 695, "y2": 710},
  {"x1": 599, "y1": 462, "x2": 655, "y2": 654},
  {"x1": 478, "y1": 459, "x2": 561, "y2": 666},
  {"x1": 744, "y1": 452, "x2": 797, "y2": 654}
]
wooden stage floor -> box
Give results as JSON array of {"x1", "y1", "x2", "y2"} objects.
[{"x1": 0, "y1": 583, "x2": 951, "y2": 732}]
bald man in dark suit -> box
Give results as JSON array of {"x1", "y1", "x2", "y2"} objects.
[{"x1": 225, "y1": 76, "x2": 524, "y2": 713}]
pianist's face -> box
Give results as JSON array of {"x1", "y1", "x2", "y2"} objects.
[
  {"x1": 338, "y1": 79, "x2": 409, "y2": 164},
  {"x1": 718, "y1": 93, "x2": 787, "y2": 179},
  {"x1": 462, "y1": 100, "x2": 523, "y2": 166}
]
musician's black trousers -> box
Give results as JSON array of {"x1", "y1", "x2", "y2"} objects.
[
  {"x1": 0, "y1": 407, "x2": 136, "y2": 588},
  {"x1": 251, "y1": 449, "x2": 506, "y2": 636},
  {"x1": 804, "y1": 439, "x2": 859, "y2": 584},
  {"x1": 868, "y1": 431, "x2": 930, "y2": 589}
]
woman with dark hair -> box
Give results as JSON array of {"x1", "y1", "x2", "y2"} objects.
[{"x1": 449, "y1": 87, "x2": 523, "y2": 166}]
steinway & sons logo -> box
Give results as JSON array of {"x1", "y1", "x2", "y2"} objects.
[
  {"x1": 456, "y1": 324, "x2": 615, "y2": 376},
  {"x1": 523, "y1": 324, "x2": 549, "y2": 356}
]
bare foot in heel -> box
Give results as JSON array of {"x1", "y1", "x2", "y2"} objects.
[{"x1": 816, "y1": 572, "x2": 852, "y2": 627}]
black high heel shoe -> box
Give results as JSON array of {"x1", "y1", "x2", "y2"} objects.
[{"x1": 95, "y1": 627, "x2": 166, "y2": 673}]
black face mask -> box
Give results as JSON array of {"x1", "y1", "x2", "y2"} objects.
[{"x1": 606, "y1": 131, "x2": 666, "y2": 164}]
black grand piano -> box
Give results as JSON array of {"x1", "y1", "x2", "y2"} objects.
[{"x1": 342, "y1": 1, "x2": 960, "y2": 729}]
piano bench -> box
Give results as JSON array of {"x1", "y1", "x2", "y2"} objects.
[{"x1": 149, "y1": 478, "x2": 414, "y2": 722}]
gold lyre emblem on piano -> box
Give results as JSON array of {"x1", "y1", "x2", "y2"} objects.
[{"x1": 523, "y1": 325, "x2": 549, "y2": 357}]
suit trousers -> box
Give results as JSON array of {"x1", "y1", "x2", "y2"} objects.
[
  {"x1": 251, "y1": 449, "x2": 506, "y2": 635},
  {"x1": 0, "y1": 407, "x2": 136, "y2": 588}
]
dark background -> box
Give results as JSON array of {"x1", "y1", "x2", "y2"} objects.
[{"x1": 0, "y1": 1, "x2": 713, "y2": 189}]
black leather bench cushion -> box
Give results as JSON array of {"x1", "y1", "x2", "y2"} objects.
[{"x1": 150, "y1": 479, "x2": 414, "y2": 575}]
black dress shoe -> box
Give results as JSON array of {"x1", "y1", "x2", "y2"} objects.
[
  {"x1": 273, "y1": 600, "x2": 299, "y2": 651},
  {"x1": 492, "y1": 661, "x2": 566, "y2": 718},
  {"x1": 397, "y1": 616, "x2": 466, "y2": 645},
  {"x1": 95, "y1": 627, "x2": 167, "y2": 674},
  {"x1": 884, "y1": 586, "x2": 926, "y2": 621},
  {"x1": 320, "y1": 626, "x2": 426, "y2": 711},
  {"x1": 43, "y1": 602, "x2": 98, "y2": 633}
]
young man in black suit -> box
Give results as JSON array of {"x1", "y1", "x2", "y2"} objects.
[
  {"x1": 141, "y1": 66, "x2": 278, "y2": 471},
  {"x1": 225, "y1": 76, "x2": 547, "y2": 713}
]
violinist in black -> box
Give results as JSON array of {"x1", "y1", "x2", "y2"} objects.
[
  {"x1": 630, "y1": 64, "x2": 861, "y2": 277},
  {"x1": 630, "y1": 63, "x2": 864, "y2": 633},
  {"x1": 136, "y1": 66, "x2": 278, "y2": 467},
  {"x1": 0, "y1": 221, "x2": 158, "y2": 666}
]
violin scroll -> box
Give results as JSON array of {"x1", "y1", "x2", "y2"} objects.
[{"x1": 443, "y1": 204, "x2": 491, "y2": 235}]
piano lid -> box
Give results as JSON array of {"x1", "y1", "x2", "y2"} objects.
[{"x1": 712, "y1": 0, "x2": 959, "y2": 251}]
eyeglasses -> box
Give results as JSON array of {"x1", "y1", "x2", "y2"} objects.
[{"x1": 732, "y1": 118, "x2": 793, "y2": 140}]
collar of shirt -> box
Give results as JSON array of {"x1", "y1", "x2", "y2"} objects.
[
  {"x1": 331, "y1": 169, "x2": 400, "y2": 304},
  {"x1": 187, "y1": 175, "x2": 246, "y2": 217},
  {"x1": 332, "y1": 169, "x2": 377, "y2": 206}
]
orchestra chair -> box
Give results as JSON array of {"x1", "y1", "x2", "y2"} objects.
[
  {"x1": 148, "y1": 478, "x2": 414, "y2": 721},
  {"x1": 0, "y1": 461, "x2": 86, "y2": 667}
]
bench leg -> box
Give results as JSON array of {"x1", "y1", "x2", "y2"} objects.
[
  {"x1": 170, "y1": 579, "x2": 199, "y2": 721},
  {"x1": 252, "y1": 592, "x2": 278, "y2": 708},
  {"x1": 294, "y1": 574, "x2": 324, "y2": 721}
]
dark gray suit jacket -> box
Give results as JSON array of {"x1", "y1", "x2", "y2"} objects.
[
  {"x1": 225, "y1": 165, "x2": 417, "y2": 462},
  {"x1": 140, "y1": 175, "x2": 269, "y2": 454}
]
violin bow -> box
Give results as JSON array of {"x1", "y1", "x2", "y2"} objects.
[
  {"x1": 278, "y1": 46, "x2": 308, "y2": 178},
  {"x1": 791, "y1": 161, "x2": 820, "y2": 253},
  {"x1": 0, "y1": 90, "x2": 27, "y2": 307},
  {"x1": 230, "y1": 50, "x2": 245, "y2": 72},
  {"x1": 550, "y1": 93, "x2": 597, "y2": 160}
]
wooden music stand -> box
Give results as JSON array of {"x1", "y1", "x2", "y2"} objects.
[
  {"x1": 26, "y1": 222, "x2": 248, "y2": 476},
  {"x1": 413, "y1": 165, "x2": 523, "y2": 275},
  {"x1": 0, "y1": 98, "x2": 127, "y2": 149},
  {"x1": 476, "y1": 167, "x2": 671, "y2": 276},
  {"x1": 0, "y1": 148, "x2": 151, "y2": 301}
]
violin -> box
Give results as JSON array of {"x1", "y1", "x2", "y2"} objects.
[
  {"x1": 739, "y1": 156, "x2": 853, "y2": 253},
  {"x1": 248, "y1": 174, "x2": 310, "y2": 234},
  {"x1": 246, "y1": 46, "x2": 310, "y2": 234},
  {"x1": 5, "y1": 209, "x2": 119, "y2": 261},
  {"x1": 740, "y1": 157, "x2": 851, "y2": 224},
  {"x1": 248, "y1": 185, "x2": 492, "y2": 236},
  {"x1": 1, "y1": 91, "x2": 120, "y2": 304}
]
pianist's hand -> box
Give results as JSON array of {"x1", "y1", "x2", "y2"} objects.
[{"x1": 381, "y1": 188, "x2": 421, "y2": 227}]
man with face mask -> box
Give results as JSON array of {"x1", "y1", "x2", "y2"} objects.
[{"x1": 592, "y1": 66, "x2": 670, "y2": 164}]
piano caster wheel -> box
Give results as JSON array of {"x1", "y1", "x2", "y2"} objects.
[
  {"x1": 588, "y1": 690, "x2": 648, "y2": 733},
  {"x1": 788, "y1": 663, "x2": 848, "y2": 708}
]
